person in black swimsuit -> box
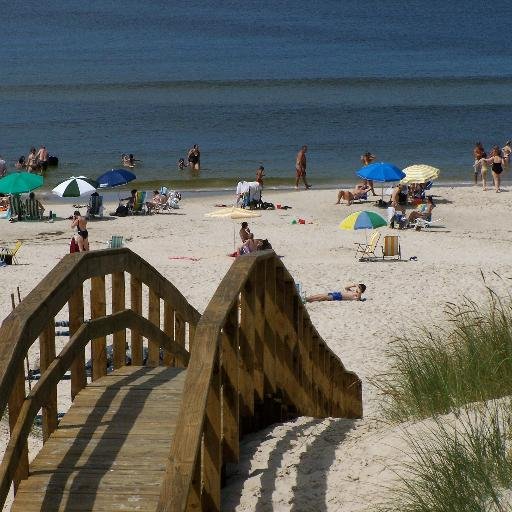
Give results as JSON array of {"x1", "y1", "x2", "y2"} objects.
[
  {"x1": 479, "y1": 146, "x2": 505, "y2": 193},
  {"x1": 187, "y1": 144, "x2": 200, "y2": 171},
  {"x1": 71, "y1": 211, "x2": 89, "y2": 251}
]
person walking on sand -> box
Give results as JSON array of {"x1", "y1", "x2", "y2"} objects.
[
  {"x1": 478, "y1": 145, "x2": 505, "y2": 193},
  {"x1": 71, "y1": 210, "x2": 89, "y2": 251},
  {"x1": 360, "y1": 151, "x2": 378, "y2": 196},
  {"x1": 473, "y1": 145, "x2": 489, "y2": 191},
  {"x1": 295, "y1": 145, "x2": 311, "y2": 190},
  {"x1": 306, "y1": 283, "x2": 366, "y2": 302}
]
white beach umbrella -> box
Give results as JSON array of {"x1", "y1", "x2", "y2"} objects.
[
  {"x1": 205, "y1": 207, "x2": 261, "y2": 249},
  {"x1": 52, "y1": 176, "x2": 98, "y2": 197}
]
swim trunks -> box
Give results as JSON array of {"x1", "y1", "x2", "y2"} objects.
[
  {"x1": 328, "y1": 291, "x2": 343, "y2": 301},
  {"x1": 296, "y1": 167, "x2": 306, "y2": 177}
]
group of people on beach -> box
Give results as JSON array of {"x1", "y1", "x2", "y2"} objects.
[
  {"x1": 473, "y1": 141, "x2": 510, "y2": 192},
  {"x1": 178, "y1": 145, "x2": 201, "y2": 171},
  {"x1": 15, "y1": 145, "x2": 50, "y2": 173}
]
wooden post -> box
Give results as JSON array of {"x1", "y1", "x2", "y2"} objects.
[
  {"x1": 263, "y1": 257, "x2": 277, "y2": 422},
  {"x1": 8, "y1": 362, "x2": 28, "y2": 492},
  {"x1": 302, "y1": 320, "x2": 314, "y2": 417},
  {"x1": 163, "y1": 302, "x2": 175, "y2": 366},
  {"x1": 253, "y1": 262, "x2": 265, "y2": 406},
  {"x1": 90, "y1": 276, "x2": 107, "y2": 380},
  {"x1": 189, "y1": 322, "x2": 196, "y2": 354},
  {"x1": 201, "y1": 347, "x2": 222, "y2": 511},
  {"x1": 239, "y1": 276, "x2": 255, "y2": 435},
  {"x1": 69, "y1": 285, "x2": 86, "y2": 400},
  {"x1": 147, "y1": 289, "x2": 160, "y2": 366},
  {"x1": 175, "y1": 312, "x2": 186, "y2": 352},
  {"x1": 274, "y1": 267, "x2": 285, "y2": 410},
  {"x1": 112, "y1": 272, "x2": 126, "y2": 369},
  {"x1": 39, "y1": 320, "x2": 58, "y2": 442},
  {"x1": 186, "y1": 453, "x2": 202, "y2": 510},
  {"x1": 311, "y1": 336, "x2": 320, "y2": 417},
  {"x1": 221, "y1": 305, "x2": 239, "y2": 463},
  {"x1": 130, "y1": 275, "x2": 143, "y2": 365}
]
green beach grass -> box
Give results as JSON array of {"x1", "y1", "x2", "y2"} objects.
[
  {"x1": 374, "y1": 288, "x2": 512, "y2": 422},
  {"x1": 375, "y1": 287, "x2": 512, "y2": 511}
]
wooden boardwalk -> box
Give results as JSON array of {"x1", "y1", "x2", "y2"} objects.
[{"x1": 12, "y1": 366, "x2": 186, "y2": 512}]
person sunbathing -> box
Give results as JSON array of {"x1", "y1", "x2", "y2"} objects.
[
  {"x1": 306, "y1": 283, "x2": 366, "y2": 302},
  {"x1": 408, "y1": 195, "x2": 435, "y2": 225},
  {"x1": 335, "y1": 184, "x2": 370, "y2": 205}
]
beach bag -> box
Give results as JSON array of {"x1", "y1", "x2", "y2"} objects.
[
  {"x1": 70, "y1": 237, "x2": 79, "y2": 253},
  {"x1": 115, "y1": 204, "x2": 128, "y2": 217}
]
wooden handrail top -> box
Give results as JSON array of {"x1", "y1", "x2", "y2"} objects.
[
  {"x1": 156, "y1": 250, "x2": 362, "y2": 511},
  {"x1": 0, "y1": 309, "x2": 188, "y2": 509},
  {"x1": 0, "y1": 248, "x2": 200, "y2": 422}
]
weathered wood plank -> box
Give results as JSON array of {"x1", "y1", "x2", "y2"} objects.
[
  {"x1": 163, "y1": 303, "x2": 175, "y2": 366},
  {"x1": 221, "y1": 305, "x2": 239, "y2": 464},
  {"x1": 239, "y1": 275, "x2": 255, "y2": 435},
  {"x1": 201, "y1": 349, "x2": 221, "y2": 511},
  {"x1": 69, "y1": 286, "x2": 86, "y2": 400},
  {"x1": 130, "y1": 275, "x2": 143, "y2": 366},
  {"x1": 39, "y1": 320, "x2": 58, "y2": 442},
  {"x1": 91, "y1": 276, "x2": 107, "y2": 381},
  {"x1": 112, "y1": 272, "x2": 126, "y2": 370},
  {"x1": 147, "y1": 289, "x2": 161, "y2": 366}
]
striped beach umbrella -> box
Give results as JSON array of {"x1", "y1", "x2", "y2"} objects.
[
  {"x1": 400, "y1": 164, "x2": 440, "y2": 184},
  {"x1": 52, "y1": 176, "x2": 98, "y2": 197},
  {"x1": 339, "y1": 210, "x2": 387, "y2": 230}
]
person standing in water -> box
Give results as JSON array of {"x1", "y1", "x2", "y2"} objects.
[
  {"x1": 188, "y1": 144, "x2": 200, "y2": 171},
  {"x1": 295, "y1": 145, "x2": 311, "y2": 190},
  {"x1": 36, "y1": 145, "x2": 49, "y2": 172}
]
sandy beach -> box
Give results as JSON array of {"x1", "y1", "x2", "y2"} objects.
[{"x1": 1, "y1": 185, "x2": 512, "y2": 510}]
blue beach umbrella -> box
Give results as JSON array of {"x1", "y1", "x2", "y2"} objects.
[
  {"x1": 96, "y1": 168, "x2": 136, "y2": 188},
  {"x1": 356, "y1": 162, "x2": 405, "y2": 182}
]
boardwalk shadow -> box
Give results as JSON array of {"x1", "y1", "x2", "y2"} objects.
[
  {"x1": 224, "y1": 417, "x2": 355, "y2": 512},
  {"x1": 33, "y1": 366, "x2": 181, "y2": 511}
]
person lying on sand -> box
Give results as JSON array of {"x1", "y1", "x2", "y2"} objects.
[
  {"x1": 335, "y1": 184, "x2": 370, "y2": 205},
  {"x1": 306, "y1": 283, "x2": 366, "y2": 302}
]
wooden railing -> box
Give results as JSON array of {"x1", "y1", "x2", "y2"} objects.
[
  {"x1": 0, "y1": 248, "x2": 200, "y2": 508},
  {"x1": 156, "y1": 250, "x2": 362, "y2": 512}
]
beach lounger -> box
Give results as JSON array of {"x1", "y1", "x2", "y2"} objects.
[
  {"x1": 411, "y1": 218, "x2": 443, "y2": 230},
  {"x1": 381, "y1": 235, "x2": 401, "y2": 260},
  {"x1": 9, "y1": 195, "x2": 25, "y2": 221},
  {"x1": 24, "y1": 198, "x2": 44, "y2": 220},
  {"x1": 130, "y1": 191, "x2": 147, "y2": 214},
  {"x1": 355, "y1": 231, "x2": 380, "y2": 260},
  {"x1": 87, "y1": 194, "x2": 104, "y2": 218},
  {"x1": 107, "y1": 235, "x2": 124, "y2": 248},
  {"x1": 0, "y1": 240, "x2": 23, "y2": 265}
]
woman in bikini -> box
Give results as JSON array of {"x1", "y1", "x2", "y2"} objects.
[
  {"x1": 479, "y1": 146, "x2": 504, "y2": 193},
  {"x1": 71, "y1": 211, "x2": 89, "y2": 251}
]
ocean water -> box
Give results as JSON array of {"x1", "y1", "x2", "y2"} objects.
[{"x1": 2, "y1": 0, "x2": 512, "y2": 191}]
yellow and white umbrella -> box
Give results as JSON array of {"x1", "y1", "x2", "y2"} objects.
[
  {"x1": 205, "y1": 207, "x2": 261, "y2": 249},
  {"x1": 400, "y1": 165, "x2": 440, "y2": 184}
]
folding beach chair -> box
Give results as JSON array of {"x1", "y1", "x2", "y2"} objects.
[
  {"x1": 24, "y1": 198, "x2": 44, "y2": 220},
  {"x1": 354, "y1": 231, "x2": 381, "y2": 261},
  {"x1": 9, "y1": 195, "x2": 25, "y2": 221},
  {"x1": 381, "y1": 235, "x2": 401, "y2": 260},
  {"x1": 107, "y1": 235, "x2": 124, "y2": 248},
  {"x1": 87, "y1": 194, "x2": 104, "y2": 218},
  {"x1": 130, "y1": 191, "x2": 147, "y2": 214},
  {"x1": 0, "y1": 240, "x2": 23, "y2": 265}
]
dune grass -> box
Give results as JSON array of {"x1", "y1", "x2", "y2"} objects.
[
  {"x1": 380, "y1": 403, "x2": 512, "y2": 512},
  {"x1": 374, "y1": 290, "x2": 512, "y2": 422}
]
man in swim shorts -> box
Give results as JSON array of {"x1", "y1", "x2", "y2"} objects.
[
  {"x1": 295, "y1": 145, "x2": 311, "y2": 190},
  {"x1": 306, "y1": 283, "x2": 366, "y2": 302}
]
